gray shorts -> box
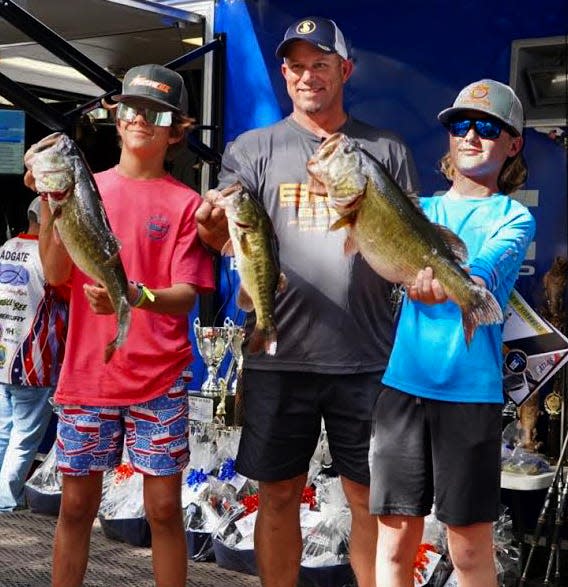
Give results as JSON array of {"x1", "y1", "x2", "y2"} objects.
[
  {"x1": 369, "y1": 386, "x2": 502, "y2": 526},
  {"x1": 236, "y1": 369, "x2": 382, "y2": 485}
]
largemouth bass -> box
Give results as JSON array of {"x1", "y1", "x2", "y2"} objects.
[
  {"x1": 24, "y1": 132, "x2": 130, "y2": 363},
  {"x1": 218, "y1": 183, "x2": 287, "y2": 355},
  {"x1": 307, "y1": 133, "x2": 502, "y2": 345}
]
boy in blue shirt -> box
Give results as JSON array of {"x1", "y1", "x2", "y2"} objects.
[{"x1": 370, "y1": 80, "x2": 536, "y2": 587}]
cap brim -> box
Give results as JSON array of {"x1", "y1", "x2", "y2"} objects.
[
  {"x1": 437, "y1": 106, "x2": 476, "y2": 125},
  {"x1": 111, "y1": 93, "x2": 182, "y2": 113},
  {"x1": 275, "y1": 37, "x2": 334, "y2": 58},
  {"x1": 437, "y1": 106, "x2": 520, "y2": 135}
]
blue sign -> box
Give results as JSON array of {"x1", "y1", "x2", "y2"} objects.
[{"x1": 0, "y1": 110, "x2": 25, "y2": 174}]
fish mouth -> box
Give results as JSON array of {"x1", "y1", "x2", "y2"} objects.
[
  {"x1": 235, "y1": 221, "x2": 252, "y2": 229},
  {"x1": 33, "y1": 132, "x2": 63, "y2": 154},
  {"x1": 220, "y1": 182, "x2": 243, "y2": 198},
  {"x1": 318, "y1": 133, "x2": 343, "y2": 159},
  {"x1": 306, "y1": 134, "x2": 343, "y2": 180}
]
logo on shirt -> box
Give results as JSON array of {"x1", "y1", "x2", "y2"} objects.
[
  {"x1": 147, "y1": 215, "x2": 170, "y2": 241},
  {"x1": 279, "y1": 183, "x2": 338, "y2": 232},
  {"x1": 0, "y1": 263, "x2": 30, "y2": 286},
  {"x1": 0, "y1": 344, "x2": 5, "y2": 368}
]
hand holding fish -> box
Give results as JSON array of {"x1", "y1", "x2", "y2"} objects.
[
  {"x1": 23, "y1": 169, "x2": 37, "y2": 192},
  {"x1": 196, "y1": 189, "x2": 229, "y2": 252},
  {"x1": 307, "y1": 133, "x2": 503, "y2": 345},
  {"x1": 83, "y1": 283, "x2": 118, "y2": 314},
  {"x1": 24, "y1": 132, "x2": 131, "y2": 363},
  {"x1": 407, "y1": 267, "x2": 448, "y2": 304}
]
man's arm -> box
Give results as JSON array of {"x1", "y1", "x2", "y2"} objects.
[{"x1": 195, "y1": 196, "x2": 229, "y2": 252}]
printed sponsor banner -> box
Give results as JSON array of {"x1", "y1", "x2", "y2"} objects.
[{"x1": 502, "y1": 289, "x2": 568, "y2": 406}]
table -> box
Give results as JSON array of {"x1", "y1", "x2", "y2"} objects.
[{"x1": 501, "y1": 468, "x2": 564, "y2": 582}]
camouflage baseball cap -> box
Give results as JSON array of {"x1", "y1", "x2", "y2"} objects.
[{"x1": 438, "y1": 79, "x2": 524, "y2": 135}]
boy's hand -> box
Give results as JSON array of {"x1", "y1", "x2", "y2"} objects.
[
  {"x1": 407, "y1": 267, "x2": 448, "y2": 305},
  {"x1": 24, "y1": 170, "x2": 37, "y2": 192},
  {"x1": 83, "y1": 284, "x2": 115, "y2": 314}
]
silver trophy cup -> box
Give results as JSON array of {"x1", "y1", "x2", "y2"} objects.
[
  {"x1": 224, "y1": 317, "x2": 246, "y2": 394},
  {"x1": 193, "y1": 318, "x2": 231, "y2": 397}
]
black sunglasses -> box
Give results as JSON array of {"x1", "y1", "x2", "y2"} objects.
[{"x1": 446, "y1": 118, "x2": 505, "y2": 140}]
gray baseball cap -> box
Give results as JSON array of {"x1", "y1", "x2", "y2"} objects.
[
  {"x1": 438, "y1": 79, "x2": 524, "y2": 135},
  {"x1": 111, "y1": 64, "x2": 188, "y2": 115},
  {"x1": 27, "y1": 196, "x2": 41, "y2": 224}
]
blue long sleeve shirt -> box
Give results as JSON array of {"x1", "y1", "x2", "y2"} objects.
[{"x1": 382, "y1": 193, "x2": 536, "y2": 404}]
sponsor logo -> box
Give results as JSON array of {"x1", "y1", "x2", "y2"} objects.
[
  {"x1": 469, "y1": 83, "x2": 490, "y2": 100},
  {"x1": 460, "y1": 83, "x2": 491, "y2": 108},
  {"x1": 129, "y1": 75, "x2": 172, "y2": 95},
  {"x1": 296, "y1": 20, "x2": 316, "y2": 34}
]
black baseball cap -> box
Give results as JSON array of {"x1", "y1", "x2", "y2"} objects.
[
  {"x1": 112, "y1": 64, "x2": 188, "y2": 114},
  {"x1": 275, "y1": 17, "x2": 349, "y2": 60}
]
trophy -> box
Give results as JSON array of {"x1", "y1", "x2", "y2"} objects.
[
  {"x1": 224, "y1": 317, "x2": 246, "y2": 394},
  {"x1": 193, "y1": 317, "x2": 231, "y2": 397}
]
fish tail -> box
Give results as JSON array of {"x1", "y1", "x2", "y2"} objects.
[
  {"x1": 461, "y1": 286, "x2": 503, "y2": 346},
  {"x1": 104, "y1": 296, "x2": 131, "y2": 363},
  {"x1": 248, "y1": 322, "x2": 277, "y2": 356}
]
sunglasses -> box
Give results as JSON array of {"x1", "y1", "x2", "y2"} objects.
[
  {"x1": 446, "y1": 118, "x2": 505, "y2": 140},
  {"x1": 116, "y1": 103, "x2": 173, "y2": 127}
]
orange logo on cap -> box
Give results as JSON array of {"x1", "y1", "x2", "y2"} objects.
[
  {"x1": 459, "y1": 83, "x2": 491, "y2": 108},
  {"x1": 296, "y1": 20, "x2": 316, "y2": 34},
  {"x1": 129, "y1": 75, "x2": 171, "y2": 95},
  {"x1": 469, "y1": 83, "x2": 490, "y2": 101}
]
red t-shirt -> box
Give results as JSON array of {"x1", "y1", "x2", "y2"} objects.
[{"x1": 54, "y1": 168, "x2": 214, "y2": 406}]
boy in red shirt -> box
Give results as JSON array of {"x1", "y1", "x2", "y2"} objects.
[{"x1": 27, "y1": 64, "x2": 213, "y2": 587}]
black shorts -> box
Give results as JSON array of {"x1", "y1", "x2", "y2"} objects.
[
  {"x1": 236, "y1": 369, "x2": 382, "y2": 485},
  {"x1": 369, "y1": 386, "x2": 502, "y2": 526}
]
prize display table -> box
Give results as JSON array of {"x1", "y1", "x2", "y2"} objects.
[
  {"x1": 500, "y1": 468, "x2": 564, "y2": 579},
  {"x1": 501, "y1": 470, "x2": 556, "y2": 492}
]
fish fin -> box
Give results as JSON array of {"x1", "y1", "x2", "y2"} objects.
[
  {"x1": 330, "y1": 214, "x2": 356, "y2": 231},
  {"x1": 433, "y1": 224, "x2": 468, "y2": 263},
  {"x1": 103, "y1": 252, "x2": 121, "y2": 267},
  {"x1": 277, "y1": 272, "x2": 288, "y2": 293},
  {"x1": 221, "y1": 239, "x2": 234, "y2": 256},
  {"x1": 306, "y1": 173, "x2": 327, "y2": 197},
  {"x1": 51, "y1": 205, "x2": 63, "y2": 221},
  {"x1": 239, "y1": 233, "x2": 252, "y2": 257},
  {"x1": 461, "y1": 286, "x2": 503, "y2": 346},
  {"x1": 247, "y1": 324, "x2": 277, "y2": 356},
  {"x1": 104, "y1": 296, "x2": 131, "y2": 363},
  {"x1": 104, "y1": 341, "x2": 117, "y2": 363},
  {"x1": 344, "y1": 233, "x2": 359, "y2": 256},
  {"x1": 236, "y1": 286, "x2": 255, "y2": 311}
]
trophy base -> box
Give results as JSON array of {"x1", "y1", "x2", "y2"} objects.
[
  {"x1": 188, "y1": 391, "x2": 237, "y2": 427},
  {"x1": 199, "y1": 388, "x2": 223, "y2": 399}
]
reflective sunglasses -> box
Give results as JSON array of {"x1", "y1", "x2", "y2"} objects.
[
  {"x1": 446, "y1": 118, "x2": 505, "y2": 140},
  {"x1": 116, "y1": 103, "x2": 173, "y2": 127}
]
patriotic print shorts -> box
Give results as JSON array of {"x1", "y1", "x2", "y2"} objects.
[{"x1": 56, "y1": 380, "x2": 189, "y2": 477}]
